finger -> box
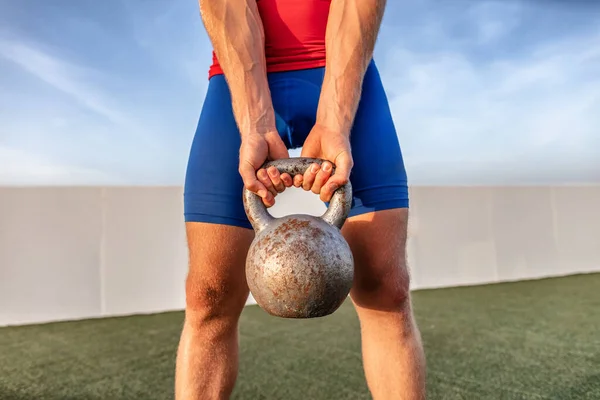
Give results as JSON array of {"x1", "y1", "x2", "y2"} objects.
[
  {"x1": 302, "y1": 162, "x2": 320, "y2": 191},
  {"x1": 267, "y1": 166, "x2": 285, "y2": 193},
  {"x1": 280, "y1": 173, "x2": 293, "y2": 188},
  {"x1": 322, "y1": 170, "x2": 350, "y2": 201},
  {"x1": 263, "y1": 191, "x2": 275, "y2": 208},
  {"x1": 239, "y1": 161, "x2": 269, "y2": 200},
  {"x1": 293, "y1": 174, "x2": 303, "y2": 188},
  {"x1": 257, "y1": 168, "x2": 278, "y2": 197},
  {"x1": 321, "y1": 156, "x2": 352, "y2": 202},
  {"x1": 310, "y1": 161, "x2": 333, "y2": 195}
]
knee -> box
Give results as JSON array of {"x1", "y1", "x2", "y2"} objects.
[
  {"x1": 351, "y1": 258, "x2": 411, "y2": 312},
  {"x1": 184, "y1": 271, "x2": 249, "y2": 325}
]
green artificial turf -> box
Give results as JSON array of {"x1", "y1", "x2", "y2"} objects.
[{"x1": 1, "y1": 274, "x2": 599, "y2": 400}]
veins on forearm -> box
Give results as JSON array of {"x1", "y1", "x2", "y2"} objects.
[
  {"x1": 317, "y1": 0, "x2": 387, "y2": 135},
  {"x1": 199, "y1": 0, "x2": 275, "y2": 136}
]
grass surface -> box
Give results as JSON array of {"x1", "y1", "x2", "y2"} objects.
[{"x1": 1, "y1": 274, "x2": 599, "y2": 400}]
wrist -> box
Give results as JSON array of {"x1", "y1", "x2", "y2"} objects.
[
  {"x1": 315, "y1": 106, "x2": 353, "y2": 137},
  {"x1": 238, "y1": 121, "x2": 277, "y2": 138},
  {"x1": 234, "y1": 102, "x2": 277, "y2": 138}
]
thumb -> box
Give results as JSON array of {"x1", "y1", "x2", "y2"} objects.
[
  {"x1": 321, "y1": 152, "x2": 353, "y2": 202},
  {"x1": 239, "y1": 160, "x2": 269, "y2": 200},
  {"x1": 299, "y1": 133, "x2": 320, "y2": 159},
  {"x1": 331, "y1": 151, "x2": 353, "y2": 185},
  {"x1": 266, "y1": 133, "x2": 290, "y2": 160},
  {"x1": 300, "y1": 142, "x2": 319, "y2": 159}
]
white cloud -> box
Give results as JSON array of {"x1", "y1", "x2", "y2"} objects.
[
  {"x1": 122, "y1": 0, "x2": 209, "y2": 88},
  {"x1": 1, "y1": 0, "x2": 598, "y2": 186},
  {"x1": 468, "y1": 1, "x2": 523, "y2": 44},
  {"x1": 0, "y1": 145, "x2": 121, "y2": 185},
  {"x1": 378, "y1": 14, "x2": 600, "y2": 184},
  {"x1": 0, "y1": 39, "x2": 130, "y2": 126}
]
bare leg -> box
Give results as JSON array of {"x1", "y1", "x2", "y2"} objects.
[
  {"x1": 175, "y1": 222, "x2": 253, "y2": 400},
  {"x1": 342, "y1": 208, "x2": 426, "y2": 400}
]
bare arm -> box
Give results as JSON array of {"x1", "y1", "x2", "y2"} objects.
[
  {"x1": 199, "y1": 0, "x2": 275, "y2": 137},
  {"x1": 316, "y1": 0, "x2": 387, "y2": 136},
  {"x1": 199, "y1": 0, "x2": 291, "y2": 206}
]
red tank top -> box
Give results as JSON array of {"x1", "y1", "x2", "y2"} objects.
[{"x1": 208, "y1": 0, "x2": 330, "y2": 79}]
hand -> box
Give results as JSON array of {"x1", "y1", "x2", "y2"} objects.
[
  {"x1": 239, "y1": 131, "x2": 293, "y2": 207},
  {"x1": 296, "y1": 123, "x2": 353, "y2": 202}
]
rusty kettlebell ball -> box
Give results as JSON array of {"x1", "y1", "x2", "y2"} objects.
[{"x1": 243, "y1": 157, "x2": 354, "y2": 319}]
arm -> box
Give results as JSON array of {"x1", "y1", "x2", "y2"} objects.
[
  {"x1": 316, "y1": 0, "x2": 387, "y2": 136},
  {"x1": 198, "y1": 0, "x2": 275, "y2": 136},
  {"x1": 298, "y1": 0, "x2": 386, "y2": 200},
  {"x1": 199, "y1": 0, "x2": 291, "y2": 206}
]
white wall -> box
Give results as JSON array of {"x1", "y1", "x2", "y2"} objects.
[{"x1": 1, "y1": 185, "x2": 599, "y2": 327}]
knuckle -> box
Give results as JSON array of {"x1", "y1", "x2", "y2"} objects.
[
  {"x1": 238, "y1": 165, "x2": 250, "y2": 176},
  {"x1": 259, "y1": 174, "x2": 270, "y2": 184},
  {"x1": 239, "y1": 172, "x2": 253, "y2": 183},
  {"x1": 245, "y1": 182, "x2": 260, "y2": 193},
  {"x1": 334, "y1": 175, "x2": 349, "y2": 185}
]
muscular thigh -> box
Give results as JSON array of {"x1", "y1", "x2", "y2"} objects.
[
  {"x1": 183, "y1": 75, "x2": 257, "y2": 309},
  {"x1": 342, "y1": 209, "x2": 410, "y2": 309},
  {"x1": 340, "y1": 62, "x2": 411, "y2": 307},
  {"x1": 185, "y1": 222, "x2": 253, "y2": 311}
]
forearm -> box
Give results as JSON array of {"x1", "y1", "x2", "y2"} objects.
[
  {"x1": 316, "y1": 0, "x2": 387, "y2": 135},
  {"x1": 199, "y1": 0, "x2": 275, "y2": 137}
]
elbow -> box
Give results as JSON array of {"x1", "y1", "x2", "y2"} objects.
[
  {"x1": 198, "y1": 0, "x2": 211, "y2": 14},
  {"x1": 199, "y1": 0, "x2": 241, "y2": 11},
  {"x1": 198, "y1": 0, "x2": 239, "y2": 22},
  {"x1": 198, "y1": 0, "x2": 218, "y2": 16},
  {"x1": 198, "y1": 0, "x2": 220, "y2": 27}
]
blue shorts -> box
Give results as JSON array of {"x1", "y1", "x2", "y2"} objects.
[{"x1": 184, "y1": 60, "x2": 409, "y2": 230}]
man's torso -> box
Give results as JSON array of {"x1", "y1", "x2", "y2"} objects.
[{"x1": 208, "y1": 0, "x2": 331, "y2": 78}]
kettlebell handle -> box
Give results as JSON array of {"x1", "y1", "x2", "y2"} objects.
[{"x1": 243, "y1": 157, "x2": 352, "y2": 232}]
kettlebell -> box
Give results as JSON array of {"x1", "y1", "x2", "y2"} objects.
[{"x1": 243, "y1": 157, "x2": 354, "y2": 319}]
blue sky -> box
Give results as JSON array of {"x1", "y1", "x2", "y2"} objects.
[{"x1": 0, "y1": 0, "x2": 598, "y2": 186}]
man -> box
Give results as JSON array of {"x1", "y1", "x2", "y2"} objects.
[{"x1": 177, "y1": 0, "x2": 426, "y2": 399}]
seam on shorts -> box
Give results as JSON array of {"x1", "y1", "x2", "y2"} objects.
[
  {"x1": 349, "y1": 199, "x2": 410, "y2": 217},
  {"x1": 351, "y1": 182, "x2": 409, "y2": 193},
  {"x1": 184, "y1": 212, "x2": 252, "y2": 229}
]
